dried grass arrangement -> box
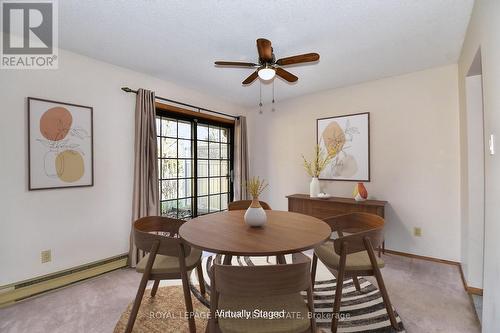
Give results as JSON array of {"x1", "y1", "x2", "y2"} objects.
[
  {"x1": 302, "y1": 144, "x2": 333, "y2": 178},
  {"x1": 246, "y1": 176, "x2": 268, "y2": 199}
]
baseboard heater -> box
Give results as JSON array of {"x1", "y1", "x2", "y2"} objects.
[{"x1": 0, "y1": 253, "x2": 128, "y2": 307}]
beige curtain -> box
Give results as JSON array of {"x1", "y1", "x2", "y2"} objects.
[
  {"x1": 128, "y1": 89, "x2": 159, "y2": 267},
  {"x1": 233, "y1": 116, "x2": 249, "y2": 200}
]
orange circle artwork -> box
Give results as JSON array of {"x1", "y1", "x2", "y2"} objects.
[
  {"x1": 40, "y1": 107, "x2": 73, "y2": 141},
  {"x1": 55, "y1": 150, "x2": 85, "y2": 182}
]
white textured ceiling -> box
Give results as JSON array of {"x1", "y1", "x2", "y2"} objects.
[{"x1": 59, "y1": 0, "x2": 473, "y2": 107}]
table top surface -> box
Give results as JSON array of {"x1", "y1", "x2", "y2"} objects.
[{"x1": 179, "y1": 210, "x2": 332, "y2": 256}]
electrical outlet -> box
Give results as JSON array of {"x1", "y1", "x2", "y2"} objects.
[
  {"x1": 41, "y1": 250, "x2": 51, "y2": 263},
  {"x1": 414, "y1": 227, "x2": 422, "y2": 237}
]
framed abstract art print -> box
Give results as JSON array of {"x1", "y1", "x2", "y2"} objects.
[
  {"x1": 317, "y1": 112, "x2": 370, "y2": 181},
  {"x1": 28, "y1": 97, "x2": 94, "y2": 190}
]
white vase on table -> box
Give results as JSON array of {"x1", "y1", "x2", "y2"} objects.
[
  {"x1": 244, "y1": 198, "x2": 267, "y2": 227},
  {"x1": 310, "y1": 177, "x2": 320, "y2": 198}
]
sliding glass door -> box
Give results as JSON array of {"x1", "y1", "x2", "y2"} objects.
[
  {"x1": 157, "y1": 113, "x2": 233, "y2": 219},
  {"x1": 196, "y1": 123, "x2": 231, "y2": 215}
]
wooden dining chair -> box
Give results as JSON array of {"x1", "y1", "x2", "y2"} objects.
[
  {"x1": 228, "y1": 199, "x2": 272, "y2": 211},
  {"x1": 125, "y1": 216, "x2": 205, "y2": 333},
  {"x1": 208, "y1": 253, "x2": 316, "y2": 333},
  {"x1": 311, "y1": 212, "x2": 399, "y2": 332}
]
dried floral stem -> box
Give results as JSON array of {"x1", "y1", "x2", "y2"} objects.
[
  {"x1": 302, "y1": 144, "x2": 334, "y2": 178},
  {"x1": 246, "y1": 176, "x2": 269, "y2": 199}
]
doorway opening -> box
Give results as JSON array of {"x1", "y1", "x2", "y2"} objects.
[{"x1": 464, "y1": 48, "x2": 485, "y2": 323}]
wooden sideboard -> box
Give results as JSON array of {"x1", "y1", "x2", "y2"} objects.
[{"x1": 286, "y1": 193, "x2": 387, "y2": 254}]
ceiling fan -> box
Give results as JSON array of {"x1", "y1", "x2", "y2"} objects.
[{"x1": 214, "y1": 38, "x2": 320, "y2": 85}]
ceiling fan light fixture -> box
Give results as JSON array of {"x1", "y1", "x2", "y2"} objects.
[
  {"x1": 215, "y1": 38, "x2": 319, "y2": 84},
  {"x1": 258, "y1": 67, "x2": 275, "y2": 81}
]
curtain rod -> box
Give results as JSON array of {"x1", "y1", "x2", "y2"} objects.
[{"x1": 121, "y1": 87, "x2": 239, "y2": 119}]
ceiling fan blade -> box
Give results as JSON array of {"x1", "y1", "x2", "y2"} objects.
[
  {"x1": 276, "y1": 53, "x2": 320, "y2": 66},
  {"x1": 276, "y1": 68, "x2": 298, "y2": 82},
  {"x1": 242, "y1": 71, "x2": 259, "y2": 85},
  {"x1": 215, "y1": 61, "x2": 257, "y2": 67},
  {"x1": 256, "y1": 38, "x2": 273, "y2": 62}
]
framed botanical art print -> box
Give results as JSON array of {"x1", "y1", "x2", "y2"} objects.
[
  {"x1": 28, "y1": 97, "x2": 94, "y2": 190},
  {"x1": 317, "y1": 112, "x2": 370, "y2": 181}
]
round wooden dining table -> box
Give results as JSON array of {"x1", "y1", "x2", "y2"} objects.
[{"x1": 179, "y1": 210, "x2": 331, "y2": 264}]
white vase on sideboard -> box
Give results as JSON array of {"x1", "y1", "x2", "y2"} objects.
[{"x1": 310, "y1": 177, "x2": 320, "y2": 198}]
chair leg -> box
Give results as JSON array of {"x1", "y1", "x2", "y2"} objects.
[
  {"x1": 364, "y1": 238, "x2": 399, "y2": 330},
  {"x1": 197, "y1": 262, "x2": 206, "y2": 295},
  {"x1": 181, "y1": 270, "x2": 196, "y2": 333},
  {"x1": 352, "y1": 276, "x2": 361, "y2": 291},
  {"x1": 331, "y1": 243, "x2": 347, "y2": 333},
  {"x1": 207, "y1": 316, "x2": 220, "y2": 332},
  {"x1": 206, "y1": 319, "x2": 215, "y2": 333},
  {"x1": 306, "y1": 286, "x2": 317, "y2": 333},
  {"x1": 150, "y1": 279, "x2": 160, "y2": 297},
  {"x1": 311, "y1": 253, "x2": 318, "y2": 287},
  {"x1": 209, "y1": 269, "x2": 219, "y2": 333},
  {"x1": 125, "y1": 242, "x2": 159, "y2": 333},
  {"x1": 179, "y1": 244, "x2": 196, "y2": 333},
  {"x1": 125, "y1": 273, "x2": 149, "y2": 333}
]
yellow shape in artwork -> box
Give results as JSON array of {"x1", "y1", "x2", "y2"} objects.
[{"x1": 55, "y1": 150, "x2": 85, "y2": 182}]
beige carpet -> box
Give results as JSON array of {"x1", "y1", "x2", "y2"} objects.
[
  {"x1": 113, "y1": 286, "x2": 207, "y2": 333},
  {"x1": 0, "y1": 253, "x2": 479, "y2": 333}
]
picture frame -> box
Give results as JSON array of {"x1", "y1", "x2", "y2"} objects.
[
  {"x1": 28, "y1": 97, "x2": 94, "y2": 190},
  {"x1": 316, "y1": 112, "x2": 370, "y2": 182}
]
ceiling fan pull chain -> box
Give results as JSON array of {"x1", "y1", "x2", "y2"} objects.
[
  {"x1": 259, "y1": 81, "x2": 263, "y2": 114},
  {"x1": 272, "y1": 80, "x2": 276, "y2": 112}
]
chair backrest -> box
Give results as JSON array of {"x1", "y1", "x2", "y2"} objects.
[
  {"x1": 213, "y1": 253, "x2": 311, "y2": 297},
  {"x1": 323, "y1": 213, "x2": 384, "y2": 255},
  {"x1": 133, "y1": 216, "x2": 191, "y2": 257},
  {"x1": 228, "y1": 200, "x2": 272, "y2": 211}
]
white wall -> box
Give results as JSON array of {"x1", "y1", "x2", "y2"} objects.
[
  {"x1": 458, "y1": 0, "x2": 500, "y2": 331},
  {"x1": 247, "y1": 65, "x2": 461, "y2": 262},
  {"x1": 0, "y1": 49, "x2": 245, "y2": 286},
  {"x1": 463, "y1": 75, "x2": 484, "y2": 289}
]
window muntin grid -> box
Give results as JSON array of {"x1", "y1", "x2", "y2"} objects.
[{"x1": 157, "y1": 116, "x2": 231, "y2": 219}]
